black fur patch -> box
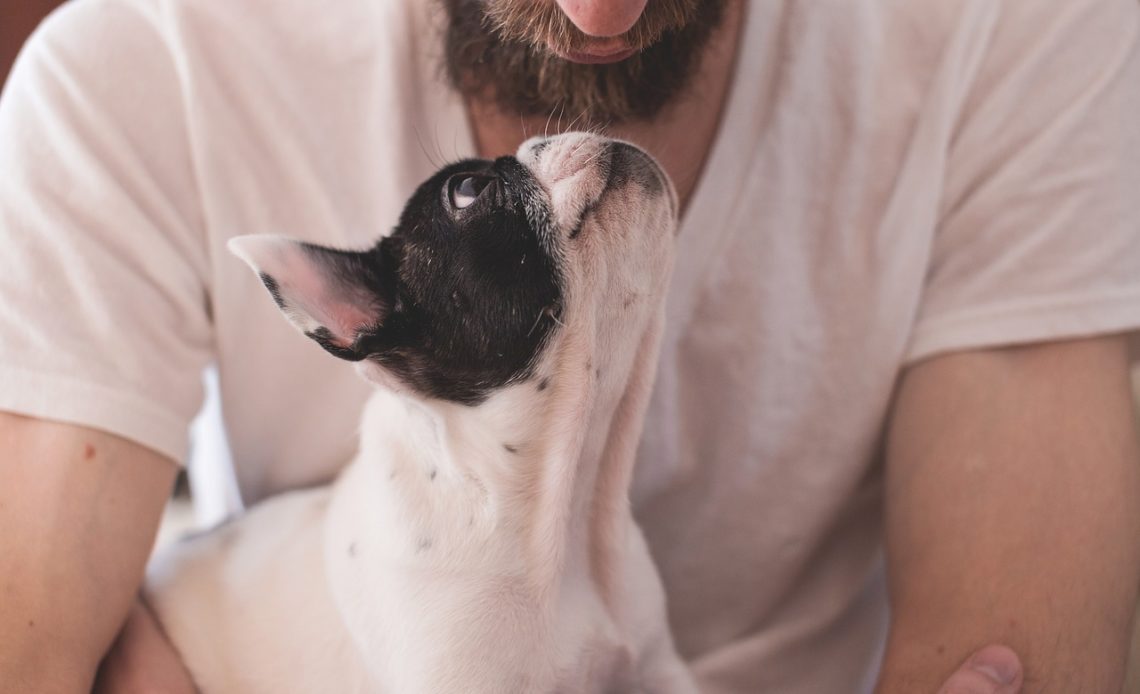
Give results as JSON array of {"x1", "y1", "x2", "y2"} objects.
[
  {"x1": 305, "y1": 156, "x2": 563, "y2": 406},
  {"x1": 260, "y1": 273, "x2": 286, "y2": 310},
  {"x1": 307, "y1": 327, "x2": 366, "y2": 362}
]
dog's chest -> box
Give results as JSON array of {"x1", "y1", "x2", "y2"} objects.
[{"x1": 314, "y1": 400, "x2": 640, "y2": 693}]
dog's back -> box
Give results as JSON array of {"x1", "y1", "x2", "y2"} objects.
[{"x1": 147, "y1": 487, "x2": 374, "y2": 692}]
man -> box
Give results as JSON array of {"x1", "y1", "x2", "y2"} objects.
[{"x1": 1, "y1": 0, "x2": 1138, "y2": 692}]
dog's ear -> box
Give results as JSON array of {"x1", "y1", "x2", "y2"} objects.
[{"x1": 228, "y1": 235, "x2": 391, "y2": 361}]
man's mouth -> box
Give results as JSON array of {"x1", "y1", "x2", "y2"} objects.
[{"x1": 553, "y1": 44, "x2": 637, "y2": 64}]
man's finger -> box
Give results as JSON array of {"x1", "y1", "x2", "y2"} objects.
[{"x1": 936, "y1": 644, "x2": 1024, "y2": 694}]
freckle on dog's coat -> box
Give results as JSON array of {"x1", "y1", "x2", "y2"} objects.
[{"x1": 144, "y1": 133, "x2": 695, "y2": 694}]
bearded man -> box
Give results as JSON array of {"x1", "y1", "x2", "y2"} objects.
[{"x1": 1, "y1": 1, "x2": 1139, "y2": 693}]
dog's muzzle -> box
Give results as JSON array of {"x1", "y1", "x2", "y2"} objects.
[
  {"x1": 519, "y1": 133, "x2": 679, "y2": 239},
  {"x1": 604, "y1": 141, "x2": 677, "y2": 221}
]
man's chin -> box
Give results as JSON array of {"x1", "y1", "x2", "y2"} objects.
[
  {"x1": 553, "y1": 46, "x2": 638, "y2": 65},
  {"x1": 442, "y1": 0, "x2": 728, "y2": 125}
]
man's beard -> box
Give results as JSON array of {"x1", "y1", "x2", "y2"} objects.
[{"x1": 442, "y1": 0, "x2": 728, "y2": 126}]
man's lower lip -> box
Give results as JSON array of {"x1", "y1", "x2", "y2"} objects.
[{"x1": 555, "y1": 47, "x2": 637, "y2": 64}]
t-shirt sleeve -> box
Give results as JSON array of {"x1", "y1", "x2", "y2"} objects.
[
  {"x1": 0, "y1": 0, "x2": 212, "y2": 462},
  {"x1": 905, "y1": 0, "x2": 1140, "y2": 364}
]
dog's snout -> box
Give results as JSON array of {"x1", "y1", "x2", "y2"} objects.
[
  {"x1": 606, "y1": 142, "x2": 662, "y2": 195},
  {"x1": 518, "y1": 133, "x2": 678, "y2": 239},
  {"x1": 522, "y1": 133, "x2": 611, "y2": 183},
  {"x1": 521, "y1": 135, "x2": 669, "y2": 200},
  {"x1": 606, "y1": 142, "x2": 677, "y2": 222}
]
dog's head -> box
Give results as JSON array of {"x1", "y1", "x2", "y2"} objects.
[{"x1": 231, "y1": 133, "x2": 677, "y2": 405}]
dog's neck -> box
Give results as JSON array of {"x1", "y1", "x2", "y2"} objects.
[{"x1": 351, "y1": 307, "x2": 664, "y2": 605}]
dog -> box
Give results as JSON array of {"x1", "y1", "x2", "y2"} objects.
[{"x1": 144, "y1": 132, "x2": 696, "y2": 694}]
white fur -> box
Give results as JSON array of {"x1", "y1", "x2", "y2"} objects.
[{"x1": 145, "y1": 133, "x2": 695, "y2": 694}]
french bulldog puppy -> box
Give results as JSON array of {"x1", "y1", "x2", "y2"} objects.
[{"x1": 145, "y1": 133, "x2": 696, "y2": 694}]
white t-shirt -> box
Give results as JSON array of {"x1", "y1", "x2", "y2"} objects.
[{"x1": 2, "y1": 1, "x2": 1139, "y2": 691}]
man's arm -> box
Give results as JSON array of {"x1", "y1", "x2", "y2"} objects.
[
  {"x1": 0, "y1": 412, "x2": 178, "y2": 693},
  {"x1": 875, "y1": 336, "x2": 1140, "y2": 693}
]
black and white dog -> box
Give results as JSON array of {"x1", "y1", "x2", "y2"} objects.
[{"x1": 145, "y1": 133, "x2": 696, "y2": 693}]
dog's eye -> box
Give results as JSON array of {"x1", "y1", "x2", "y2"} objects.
[{"x1": 447, "y1": 175, "x2": 493, "y2": 210}]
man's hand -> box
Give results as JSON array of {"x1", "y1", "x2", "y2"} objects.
[
  {"x1": 0, "y1": 412, "x2": 178, "y2": 693},
  {"x1": 937, "y1": 645, "x2": 1023, "y2": 694},
  {"x1": 875, "y1": 336, "x2": 1140, "y2": 693}
]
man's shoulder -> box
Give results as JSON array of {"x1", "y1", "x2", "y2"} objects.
[
  {"x1": 741, "y1": 0, "x2": 1136, "y2": 109},
  {"x1": 753, "y1": 0, "x2": 1124, "y2": 56},
  {"x1": 14, "y1": 0, "x2": 443, "y2": 151},
  {"x1": 33, "y1": 0, "x2": 427, "y2": 79},
  {"x1": 850, "y1": 0, "x2": 1135, "y2": 65}
]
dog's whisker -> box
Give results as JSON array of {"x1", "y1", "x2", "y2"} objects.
[
  {"x1": 555, "y1": 102, "x2": 568, "y2": 134},
  {"x1": 432, "y1": 123, "x2": 448, "y2": 168},
  {"x1": 578, "y1": 143, "x2": 609, "y2": 170},
  {"x1": 578, "y1": 151, "x2": 603, "y2": 171},
  {"x1": 569, "y1": 105, "x2": 590, "y2": 133},
  {"x1": 543, "y1": 105, "x2": 558, "y2": 139},
  {"x1": 435, "y1": 137, "x2": 446, "y2": 167},
  {"x1": 450, "y1": 126, "x2": 460, "y2": 162},
  {"x1": 527, "y1": 309, "x2": 545, "y2": 337},
  {"x1": 412, "y1": 122, "x2": 441, "y2": 168}
]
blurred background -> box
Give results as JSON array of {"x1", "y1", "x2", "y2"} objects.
[
  {"x1": 4, "y1": 1, "x2": 1140, "y2": 690},
  {"x1": 2, "y1": 1, "x2": 60, "y2": 83}
]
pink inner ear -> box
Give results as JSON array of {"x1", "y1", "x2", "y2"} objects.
[
  {"x1": 230, "y1": 235, "x2": 381, "y2": 348},
  {"x1": 282, "y1": 255, "x2": 378, "y2": 347}
]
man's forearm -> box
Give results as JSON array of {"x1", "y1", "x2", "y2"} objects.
[
  {"x1": 876, "y1": 338, "x2": 1140, "y2": 693},
  {"x1": 0, "y1": 413, "x2": 177, "y2": 693}
]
